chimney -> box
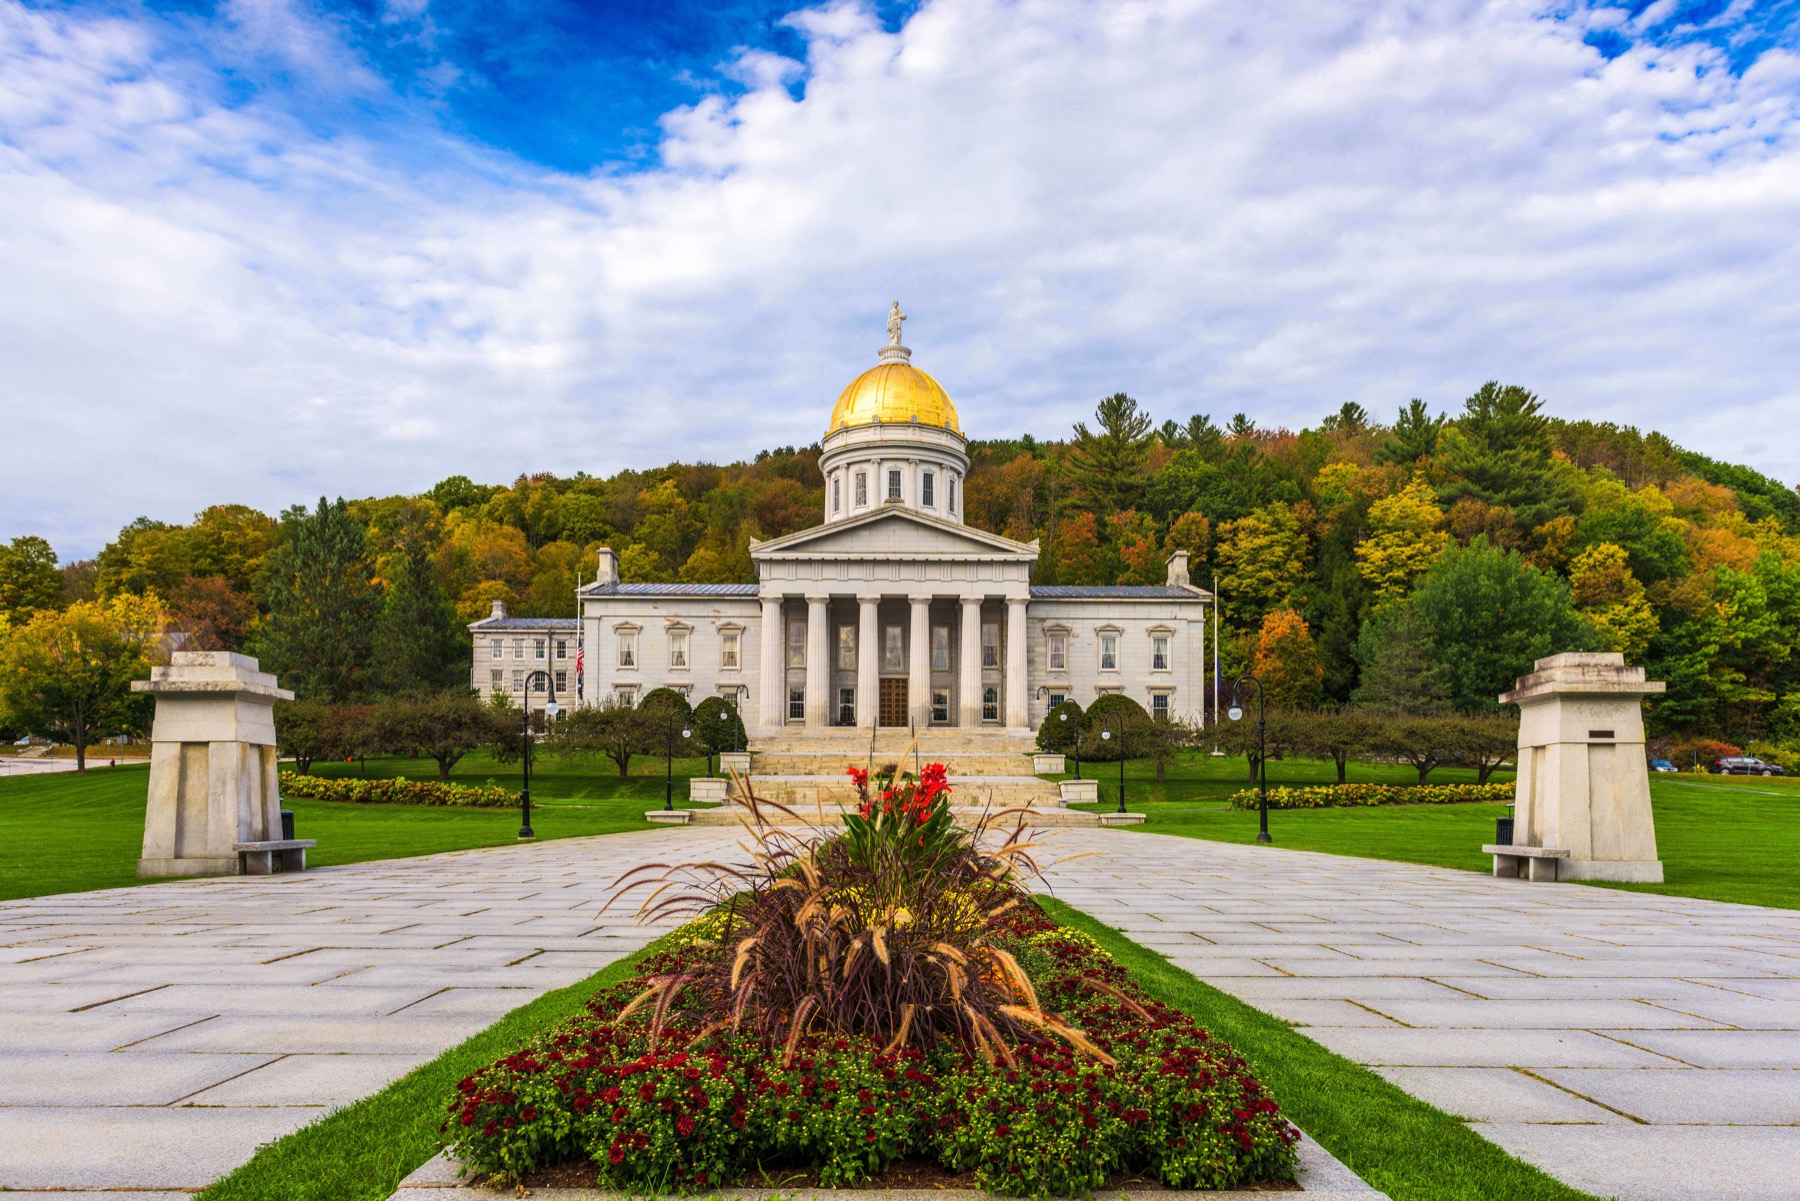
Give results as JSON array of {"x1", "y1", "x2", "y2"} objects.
[
  {"x1": 1166, "y1": 550, "x2": 1191, "y2": 590},
  {"x1": 490, "y1": 597, "x2": 508, "y2": 620},
  {"x1": 595, "y1": 546, "x2": 619, "y2": 587}
]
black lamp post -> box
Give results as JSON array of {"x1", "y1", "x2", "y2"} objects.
[
  {"x1": 519, "y1": 670, "x2": 559, "y2": 841},
  {"x1": 1099, "y1": 714, "x2": 1126, "y2": 814},
  {"x1": 1059, "y1": 708, "x2": 1081, "y2": 780},
  {"x1": 664, "y1": 710, "x2": 692, "y2": 812},
  {"x1": 1227, "y1": 674, "x2": 1270, "y2": 844}
]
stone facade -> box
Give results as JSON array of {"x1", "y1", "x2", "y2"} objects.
[{"x1": 467, "y1": 598, "x2": 580, "y2": 710}]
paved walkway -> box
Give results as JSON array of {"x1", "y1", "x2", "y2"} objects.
[
  {"x1": 5, "y1": 827, "x2": 1799, "y2": 1199},
  {"x1": 1037, "y1": 830, "x2": 1800, "y2": 1201},
  {"x1": 0, "y1": 830, "x2": 702, "y2": 1196}
]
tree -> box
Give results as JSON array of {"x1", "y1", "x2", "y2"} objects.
[
  {"x1": 1163, "y1": 512, "x2": 1212, "y2": 569},
  {"x1": 1050, "y1": 512, "x2": 1105, "y2": 586},
  {"x1": 273, "y1": 698, "x2": 332, "y2": 774},
  {"x1": 0, "y1": 536, "x2": 62, "y2": 620},
  {"x1": 547, "y1": 697, "x2": 658, "y2": 777},
  {"x1": 1287, "y1": 707, "x2": 1380, "y2": 785},
  {"x1": 1076, "y1": 693, "x2": 1149, "y2": 762},
  {"x1": 165, "y1": 575, "x2": 258, "y2": 652},
  {"x1": 371, "y1": 544, "x2": 468, "y2": 695},
  {"x1": 1371, "y1": 714, "x2": 1452, "y2": 784},
  {"x1": 1409, "y1": 536, "x2": 1598, "y2": 712},
  {"x1": 1436, "y1": 381, "x2": 1570, "y2": 527},
  {"x1": 1215, "y1": 504, "x2": 1308, "y2": 630},
  {"x1": 691, "y1": 695, "x2": 747, "y2": 775},
  {"x1": 1355, "y1": 475, "x2": 1449, "y2": 602},
  {"x1": 1374, "y1": 398, "x2": 1443, "y2": 464},
  {"x1": 0, "y1": 593, "x2": 166, "y2": 771},
  {"x1": 258, "y1": 498, "x2": 381, "y2": 702},
  {"x1": 374, "y1": 692, "x2": 500, "y2": 781},
  {"x1": 1066, "y1": 393, "x2": 1154, "y2": 514},
  {"x1": 1569, "y1": 542, "x2": 1658, "y2": 662},
  {"x1": 1253, "y1": 608, "x2": 1323, "y2": 710},
  {"x1": 1353, "y1": 601, "x2": 1451, "y2": 715},
  {"x1": 1440, "y1": 711, "x2": 1519, "y2": 784},
  {"x1": 1036, "y1": 699, "x2": 1085, "y2": 753}
]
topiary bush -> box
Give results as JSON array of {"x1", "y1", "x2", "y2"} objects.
[
  {"x1": 690, "y1": 696, "x2": 746, "y2": 771},
  {"x1": 638, "y1": 688, "x2": 693, "y2": 720},
  {"x1": 1036, "y1": 699, "x2": 1084, "y2": 752},
  {"x1": 1079, "y1": 693, "x2": 1149, "y2": 761}
]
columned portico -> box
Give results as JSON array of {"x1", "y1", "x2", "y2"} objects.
[
  {"x1": 908, "y1": 595, "x2": 931, "y2": 730},
  {"x1": 759, "y1": 596, "x2": 783, "y2": 731},
  {"x1": 1005, "y1": 597, "x2": 1028, "y2": 729},
  {"x1": 805, "y1": 595, "x2": 830, "y2": 726}
]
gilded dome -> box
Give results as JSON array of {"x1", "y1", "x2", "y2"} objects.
[{"x1": 827, "y1": 359, "x2": 961, "y2": 436}]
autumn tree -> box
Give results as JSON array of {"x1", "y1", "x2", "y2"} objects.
[
  {"x1": 0, "y1": 593, "x2": 166, "y2": 770},
  {"x1": 1215, "y1": 504, "x2": 1308, "y2": 630},
  {"x1": 0, "y1": 536, "x2": 63, "y2": 621},
  {"x1": 1355, "y1": 475, "x2": 1449, "y2": 602},
  {"x1": 374, "y1": 692, "x2": 501, "y2": 781},
  {"x1": 258, "y1": 498, "x2": 380, "y2": 702},
  {"x1": 273, "y1": 699, "x2": 332, "y2": 774},
  {"x1": 1253, "y1": 608, "x2": 1323, "y2": 710},
  {"x1": 1569, "y1": 542, "x2": 1658, "y2": 662},
  {"x1": 1066, "y1": 393, "x2": 1153, "y2": 514}
]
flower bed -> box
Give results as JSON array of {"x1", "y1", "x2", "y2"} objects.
[
  {"x1": 278, "y1": 771, "x2": 514, "y2": 807},
  {"x1": 445, "y1": 905, "x2": 1297, "y2": 1195},
  {"x1": 1228, "y1": 782, "x2": 1513, "y2": 810}
]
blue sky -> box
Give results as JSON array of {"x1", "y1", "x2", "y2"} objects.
[{"x1": 4, "y1": 0, "x2": 1800, "y2": 556}]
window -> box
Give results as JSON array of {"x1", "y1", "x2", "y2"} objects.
[
  {"x1": 513, "y1": 639, "x2": 524, "y2": 660},
  {"x1": 616, "y1": 629, "x2": 637, "y2": 668},
  {"x1": 1151, "y1": 634, "x2": 1170, "y2": 671},
  {"x1": 554, "y1": 671, "x2": 567, "y2": 692},
  {"x1": 555, "y1": 639, "x2": 568, "y2": 660},
  {"x1": 931, "y1": 689, "x2": 949, "y2": 723},
  {"x1": 534, "y1": 639, "x2": 545, "y2": 660},
  {"x1": 511, "y1": 669, "x2": 524, "y2": 691},
  {"x1": 615, "y1": 686, "x2": 637, "y2": 706},
  {"x1": 1047, "y1": 631, "x2": 1067, "y2": 672},
  {"x1": 788, "y1": 687, "x2": 805, "y2": 721},
  {"x1": 490, "y1": 641, "x2": 502, "y2": 660},
  {"x1": 982, "y1": 686, "x2": 999, "y2": 722},
  {"x1": 882, "y1": 625, "x2": 904, "y2": 673},
  {"x1": 837, "y1": 625, "x2": 856, "y2": 671},
  {"x1": 669, "y1": 629, "x2": 690, "y2": 669},
  {"x1": 838, "y1": 688, "x2": 855, "y2": 725},
  {"x1": 949, "y1": 476, "x2": 957, "y2": 514},
  {"x1": 855, "y1": 471, "x2": 868, "y2": 507},
  {"x1": 1048, "y1": 692, "x2": 1066, "y2": 710},
  {"x1": 931, "y1": 625, "x2": 950, "y2": 671},
  {"x1": 786, "y1": 621, "x2": 806, "y2": 667},
  {"x1": 490, "y1": 669, "x2": 503, "y2": 692},
  {"x1": 982, "y1": 623, "x2": 1000, "y2": 669},
  {"x1": 922, "y1": 471, "x2": 935, "y2": 506},
  {"x1": 832, "y1": 476, "x2": 842, "y2": 513},
  {"x1": 721, "y1": 629, "x2": 741, "y2": 670},
  {"x1": 1099, "y1": 633, "x2": 1118, "y2": 671},
  {"x1": 1151, "y1": 692, "x2": 1171, "y2": 720},
  {"x1": 887, "y1": 469, "x2": 902, "y2": 500}
]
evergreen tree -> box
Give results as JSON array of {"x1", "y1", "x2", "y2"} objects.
[
  {"x1": 1436, "y1": 381, "x2": 1573, "y2": 525},
  {"x1": 258, "y1": 498, "x2": 380, "y2": 702},
  {"x1": 1315, "y1": 559, "x2": 1366, "y2": 704},
  {"x1": 1352, "y1": 601, "x2": 1451, "y2": 715},
  {"x1": 1374, "y1": 398, "x2": 1443, "y2": 464},
  {"x1": 0, "y1": 536, "x2": 63, "y2": 620},
  {"x1": 371, "y1": 545, "x2": 468, "y2": 695},
  {"x1": 1067, "y1": 393, "x2": 1153, "y2": 514}
]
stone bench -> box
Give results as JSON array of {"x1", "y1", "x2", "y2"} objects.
[
  {"x1": 1483, "y1": 843, "x2": 1569, "y2": 882},
  {"x1": 1059, "y1": 779, "x2": 1097, "y2": 805},
  {"x1": 234, "y1": 839, "x2": 315, "y2": 876}
]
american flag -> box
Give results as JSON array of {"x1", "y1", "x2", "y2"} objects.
[{"x1": 574, "y1": 640, "x2": 584, "y2": 697}]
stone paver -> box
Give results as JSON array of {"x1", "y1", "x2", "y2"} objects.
[
  {"x1": 0, "y1": 830, "x2": 709, "y2": 1193},
  {"x1": 1037, "y1": 829, "x2": 1800, "y2": 1201}
]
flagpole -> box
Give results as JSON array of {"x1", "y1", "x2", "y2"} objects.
[{"x1": 1212, "y1": 575, "x2": 1221, "y2": 729}]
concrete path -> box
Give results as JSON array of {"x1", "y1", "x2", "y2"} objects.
[
  {"x1": 0, "y1": 830, "x2": 707, "y2": 1196},
  {"x1": 1037, "y1": 829, "x2": 1800, "y2": 1201}
]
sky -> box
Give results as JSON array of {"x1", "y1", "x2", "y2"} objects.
[{"x1": 3, "y1": 0, "x2": 1799, "y2": 559}]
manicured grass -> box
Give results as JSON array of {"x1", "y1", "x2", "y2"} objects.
[
  {"x1": 0, "y1": 752, "x2": 707, "y2": 903},
  {"x1": 1038, "y1": 898, "x2": 1603, "y2": 1201},
  {"x1": 194, "y1": 931, "x2": 672, "y2": 1201},
  {"x1": 1070, "y1": 757, "x2": 1800, "y2": 910},
  {"x1": 1046, "y1": 745, "x2": 1509, "y2": 805}
]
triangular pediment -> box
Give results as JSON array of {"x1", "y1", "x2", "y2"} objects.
[{"x1": 752, "y1": 506, "x2": 1038, "y2": 561}]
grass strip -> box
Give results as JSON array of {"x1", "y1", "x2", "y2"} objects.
[
  {"x1": 195, "y1": 932, "x2": 674, "y2": 1201},
  {"x1": 1035, "y1": 897, "x2": 1609, "y2": 1201}
]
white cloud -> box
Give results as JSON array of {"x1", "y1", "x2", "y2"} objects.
[{"x1": 2, "y1": 0, "x2": 1798, "y2": 557}]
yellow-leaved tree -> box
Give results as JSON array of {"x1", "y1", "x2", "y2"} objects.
[
  {"x1": 1215, "y1": 503, "x2": 1308, "y2": 631},
  {"x1": 1569, "y1": 542, "x2": 1658, "y2": 662},
  {"x1": 1355, "y1": 475, "x2": 1449, "y2": 602}
]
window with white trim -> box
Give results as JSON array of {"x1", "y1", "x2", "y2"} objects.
[
  {"x1": 554, "y1": 671, "x2": 567, "y2": 692},
  {"x1": 555, "y1": 639, "x2": 567, "y2": 660},
  {"x1": 490, "y1": 640, "x2": 502, "y2": 660},
  {"x1": 616, "y1": 629, "x2": 637, "y2": 668},
  {"x1": 1151, "y1": 634, "x2": 1170, "y2": 671},
  {"x1": 981, "y1": 623, "x2": 999, "y2": 669},
  {"x1": 1047, "y1": 691, "x2": 1066, "y2": 710},
  {"x1": 855, "y1": 471, "x2": 868, "y2": 507},
  {"x1": 1047, "y1": 631, "x2": 1067, "y2": 672},
  {"x1": 931, "y1": 625, "x2": 950, "y2": 671},
  {"x1": 668, "y1": 629, "x2": 689, "y2": 669},
  {"x1": 513, "y1": 639, "x2": 524, "y2": 660},
  {"x1": 788, "y1": 687, "x2": 806, "y2": 721},
  {"x1": 490, "y1": 669, "x2": 503, "y2": 691},
  {"x1": 721, "y1": 629, "x2": 741, "y2": 670},
  {"x1": 882, "y1": 625, "x2": 904, "y2": 673},
  {"x1": 887, "y1": 469, "x2": 902, "y2": 500},
  {"x1": 837, "y1": 625, "x2": 856, "y2": 671},
  {"x1": 932, "y1": 689, "x2": 950, "y2": 723},
  {"x1": 1151, "y1": 692, "x2": 1171, "y2": 720},
  {"x1": 922, "y1": 471, "x2": 935, "y2": 507},
  {"x1": 534, "y1": 639, "x2": 545, "y2": 660},
  {"x1": 838, "y1": 687, "x2": 855, "y2": 724},
  {"x1": 786, "y1": 621, "x2": 806, "y2": 667},
  {"x1": 949, "y1": 476, "x2": 957, "y2": 515},
  {"x1": 1099, "y1": 633, "x2": 1119, "y2": 672},
  {"x1": 615, "y1": 686, "x2": 637, "y2": 706},
  {"x1": 511, "y1": 669, "x2": 523, "y2": 690},
  {"x1": 832, "y1": 476, "x2": 841, "y2": 513},
  {"x1": 982, "y1": 686, "x2": 999, "y2": 722}
]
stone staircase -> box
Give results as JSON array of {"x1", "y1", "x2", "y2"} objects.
[{"x1": 651, "y1": 726, "x2": 1142, "y2": 828}]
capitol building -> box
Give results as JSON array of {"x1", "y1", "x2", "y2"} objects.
[{"x1": 472, "y1": 307, "x2": 1215, "y2": 738}]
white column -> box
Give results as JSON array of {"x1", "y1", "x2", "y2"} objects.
[
  {"x1": 909, "y1": 595, "x2": 931, "y2": 730},
  {"x1": 759, "y1": 597, "x2": 784, "y2": 731},
  {"x1": 857, "y1": 596, "x2": 879, "y2": 728},
  {"x1": 805, "y1": 595, "x2": 830, "y2": 726},
  {"x1": 1005, "y1": 597, "x2": 1029, "y2": 729},
  {"x1": 959, "y1": 597, "x2": 983, "y2": 727}
]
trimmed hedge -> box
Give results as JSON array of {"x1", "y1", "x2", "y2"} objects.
[
  {"x1": 1227, "y1": 782, "x2": 1513, "y2": 810},
  {"x1": 279, "y1": 771, "x2": 514, "y2": 808}
]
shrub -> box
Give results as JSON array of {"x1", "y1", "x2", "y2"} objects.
[
  {"x1": 278, "y1": 770, "x2": 513, "y2": 807},
  {"x1": 690, "y1": 697, "x2": 746, "y2": 769},
  {"x1": 1662, "y1": 737, "x2": 1742, "y2": 768},
  {"x1": 1227, "y1": 782, "x2": 1513, "y2": 810},
  {"x1": 1079, "y1": 693, "x2": 1149, "y2": 762},
  {"x1": 1036, "y1": 700, "x2": 1084, "y2": 753},
  {"x1": 639, "y1": 688, "x2": 693, "y2": 720}
]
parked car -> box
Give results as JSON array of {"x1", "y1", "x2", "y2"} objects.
[
  {"x1": 1649, "y1": 758, "x2": 1677, "y2": 773},
  {"x1": 1709, "y1": 756, "x2": 1787, "y2": 777}
]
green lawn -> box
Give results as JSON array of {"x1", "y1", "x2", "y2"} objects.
[
  {"x1": 0, "y1": 748, "x2": 714, "y2": 903},
  {"x1": 1070, "y1": 752, "x2": 1800, "y2": 910}
]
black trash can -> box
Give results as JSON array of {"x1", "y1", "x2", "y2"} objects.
[
  {"x1": 280, "y1": 809, "x2": 295, "y2": 841},
  {"x1": 1495, "y1": 816, "x2": 1514, "y2": 846}
]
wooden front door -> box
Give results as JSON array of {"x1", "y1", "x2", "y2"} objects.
[{"x1": 878, "y1": 678, "x2": 908, "y2": 727}]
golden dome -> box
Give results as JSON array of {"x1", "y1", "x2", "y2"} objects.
[{"x1": 827, "y1": 360, "x2": 961, "y2": 436}]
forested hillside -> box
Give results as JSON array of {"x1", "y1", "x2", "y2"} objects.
[{"x1": 2, "y1": 382, "x2": 1796, "y2": 746}]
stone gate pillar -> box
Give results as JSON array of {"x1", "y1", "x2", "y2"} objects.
[
  {"x1": 1500, "y1": 653, "x2": 1665, "y2": 883},
  {"x1": 134, "y1": 652, "x2": 294, "y2": 877}
]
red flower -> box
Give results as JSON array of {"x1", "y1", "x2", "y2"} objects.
[{"x1": 677, "y1": 1115, "x2": 695, "y2": 1137}]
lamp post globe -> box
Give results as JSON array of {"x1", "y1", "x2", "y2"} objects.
[
  {"x1": 664, "y1": 715, "x2": 692, "y2": 813},
  {"x1": 1060, "y1": 709, "x2": 1081, "y2": 780}
]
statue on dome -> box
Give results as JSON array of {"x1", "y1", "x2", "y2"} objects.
[{"x1": 887, "y1": 300, "x2": 906, "y2": 346}]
